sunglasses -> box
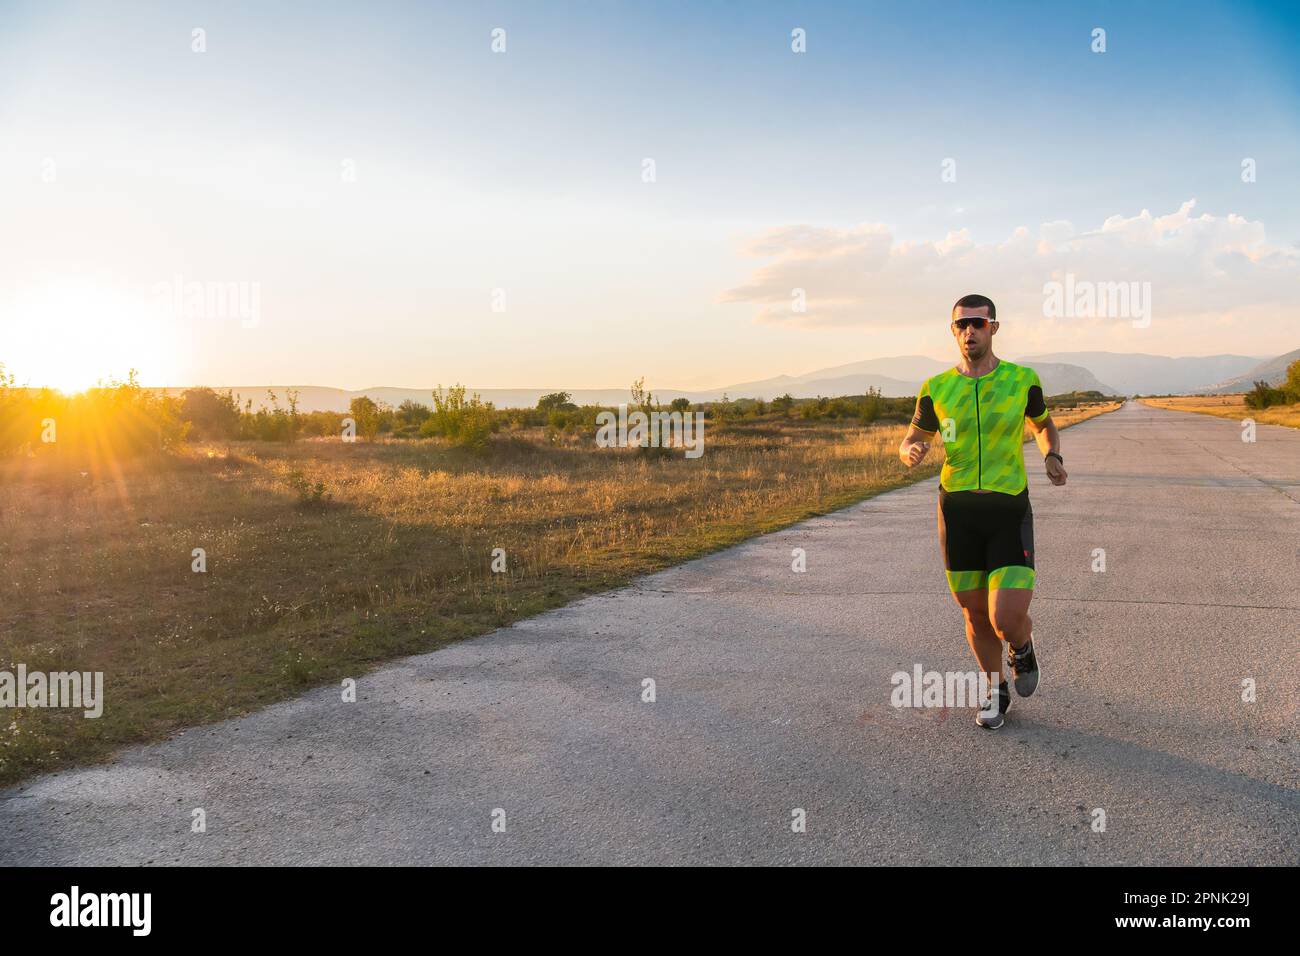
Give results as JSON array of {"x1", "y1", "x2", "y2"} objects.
[{"x1": 952, "y1": 316, "x2": 990, "y2": 330}]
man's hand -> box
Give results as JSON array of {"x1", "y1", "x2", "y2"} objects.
[
  {"x1": 902, "y1": 440, "x2": 930, "y2": 468},
  {"x1": 1045, "y1": 455, "x2": 1067, "y2": 486}
]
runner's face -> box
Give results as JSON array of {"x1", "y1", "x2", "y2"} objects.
[{"x1": 952, "y1": 308, "x2": 995, "y2": 361}]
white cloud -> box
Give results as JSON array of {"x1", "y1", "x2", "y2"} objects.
[{"x1": 718, "y1": 200, "x2": 1299, "y2": 345}]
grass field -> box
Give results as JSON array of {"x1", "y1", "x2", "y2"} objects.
[
  {"x1": 0, "y1": 402, "x2": 1118, "y2": 787},
  {"x1": 1140, "y1": 394, "x2": 1300, "y2": 428}
]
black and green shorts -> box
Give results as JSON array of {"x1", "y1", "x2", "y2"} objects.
[{"x1": 937, "y1": 488, "x2": 1035, "y2": 593}]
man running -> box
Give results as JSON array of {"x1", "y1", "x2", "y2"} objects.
[{"x1": 898, "y1": 294, "x2": 1067, "y2": 728}]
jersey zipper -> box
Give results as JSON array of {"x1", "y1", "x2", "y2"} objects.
[{"x1": 973, "y1": 374, "x2": 982, "y2": 489}]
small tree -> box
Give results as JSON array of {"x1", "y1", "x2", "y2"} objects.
[
  {"x1": 630, "y1": 377, "x2": 671, "y2": 457},
  {"x1": 630, "y1": 378, "x2": 657, "y2": 416},
  {"x1": 537, "y1": 391, "x2": 577, "y2": 412},
  {"x1": 182, "y1": 387, "x2": 241, "y2": 439},
  {"x1": 285, "y1": 388, "x2": 301, "y2": 443},
  {"x1": 860, "y1": 386, "x2": 884, "y2": 423},
  {"x1": 349, "y1": 396, "x2": 383, "y2": 440},
  {"x1": 421, "y1": 384, "x2": 497, "y2": 450},
  {"x1": 714, "y1": 391, "x2": 736, "y2": 422},
  {"x1": 1284, "y1": 359, "x2": 1300, "y2": 402},
  {"x1": 1245, "y1": 380, "x2": 1288, "y2": 409},
  {"x1": 396, "y1": 399, "x2": 431, "y2": 427}
]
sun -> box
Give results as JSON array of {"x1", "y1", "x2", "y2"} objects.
[
  {"x1": 22, "y1": 347, "x2": 111, "y2": 395},
  {"x1": 3, "y1": 278, "x2": 179, "y2": 393}
]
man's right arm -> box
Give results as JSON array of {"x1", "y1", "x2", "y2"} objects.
[{"x1": 900, "y1": 387, "x2": 940, "y2": 467}]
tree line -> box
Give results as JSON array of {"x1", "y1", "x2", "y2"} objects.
[{"x1": 4, "y1": 360, "x2": 1138, "y2": 464}]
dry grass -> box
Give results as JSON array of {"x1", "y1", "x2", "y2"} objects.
[
  {"x1": 0, "y1": 404, "x2": 1118, "y2": 786},
  {"x1": 1037, "y1": 402, "x2": 1122, "y2": 431},
  {"x1": 1140, "y1": 395, "x2": 1300, "y2": 429}
]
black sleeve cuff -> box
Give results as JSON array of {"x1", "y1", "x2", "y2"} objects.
[
  {"x1": 911, "y1": 394, "x2": 940, "y2": 433},
  {"x1": 1025, "y1": 384, "x2": 1047, "y2": 420}
]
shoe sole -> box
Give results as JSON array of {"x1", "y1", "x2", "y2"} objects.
[{"x1": 976, "y1": 694, "x2": 1010, "y2": 729}]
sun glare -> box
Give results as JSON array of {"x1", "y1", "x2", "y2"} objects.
[{"x1": 5, "y1": 280, "x2": 178, "y2": 393}]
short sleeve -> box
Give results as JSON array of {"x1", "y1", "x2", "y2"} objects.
[
  {"x1": 911, "y1": 380, "x2": 940, "y2": 434},
  {"x1": 1025, "y1": 370, "x2": 1049, "y2": 423}
]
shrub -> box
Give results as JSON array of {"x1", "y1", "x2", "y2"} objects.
[
  {"x1": 0, "y1": 368, "x2": 191, "y2": 463},
  {"x1": 859, "y1": 387, "x2": 884, "y2": 423},
  {"x1": 396, "y1": 399, "x2": 431, "y2": 428},
  {"x1": 241, "y1": 389, "x2": 302, "y2": 442},
  {"x1": 1245, "y1": 380, "x2": 1289, "y2": 409},
  {"x1": 420, "y1": 384, "x2": 497, "y2": 450},
  {"x1": 348, "y1": 396, "x2": 385, "y2": 440},
  {"x1": 63, "y1": 372, "x2": 189, "y2": 462},
  {"x1": 181, "y1": 387, "x2": 241, "y2": 440},
  {"x1": 537, "y1": 391, "x2": 577, "y2": 412},
  {"x1": 298, "y1": 410, "x2": 346, "y2": 438},
  {"x1": 282, "y1": 469, "x2": 331, "y2": 509}
]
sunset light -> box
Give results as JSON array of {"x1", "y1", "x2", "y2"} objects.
[
  {"x1": 0, "y1": 0, "x2": 1294, "y2": 895},
  {"x1": 4, "y1": 279, "x2": 178, "y2": 393}
]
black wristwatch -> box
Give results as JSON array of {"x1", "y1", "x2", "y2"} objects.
[{"x1": 1045, "y1": 452, "x2": 1064, "y2": 465}]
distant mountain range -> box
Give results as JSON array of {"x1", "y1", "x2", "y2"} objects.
[
  {"x1": 1016, "y1": 352, "x2": 1265, "y2": 396},
  {"x1": 1197, "y1": 347, "x2": 1300, "y2": 394},
  {"x1": 160, "y1": 348, "x2": 1295, "y2": 412},
  {"x1": 706, "y1": 355, "x2": 1114, "y2": 401}
]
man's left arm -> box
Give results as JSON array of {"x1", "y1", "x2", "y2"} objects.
[
  {"x1": 1025, "y1": 375, "x2": 1067, "y2": 486},
  {"x1": 1026, "y1": 414, "x2": 1066, "y2": 485}
]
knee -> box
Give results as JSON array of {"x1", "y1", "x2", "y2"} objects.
[
  {"x1": 990, "y1": 607, "x2": 1026, "y2": 641},
  {"x1": 961, "y1": 607, "x2": 995, "y2": 635}
]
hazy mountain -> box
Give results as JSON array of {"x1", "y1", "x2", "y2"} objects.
[
  {"x1": 162, "y1": 348, "x2": 1293, "y2": 413},
  {"x1": 706, "y1": 356, "x2": 1113, "y2": 400},
  {"x1": 161, "y1": 357, "x2": 1110, "y2": 413},
  {"x1": 1015, "y1": 363, "x2": 1116, "y2": 396},
  {"x1": 763, "y1": 363, "x2": 1112, "y2": 398},
  {"x1": 1197, "y1": 347, "x2": 1300, "y2": 394},
  {"x1": 159, "y1": 386, "x2": 370, "y2": 414},
  {"x1": 718, "y1": 356, "x2": 951, "y2": 401},
  {"x1": 1018, "y1": 352, "x2": 1263, "y2": 396},
  {"x1": 756, "y1": 373, "x2": 931, "y2": 399},
  {"x1": 784, "y1": 355, "x2": 953, "y2": 384},
  {"x1": 163, "y1": 363, "x2": 959, "y2": 411}
]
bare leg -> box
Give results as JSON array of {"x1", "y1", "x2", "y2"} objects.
[
  {"x1": 989, "y1": 586, "x2": 1033, "y2": 651},
  {"x1": 952, "y1": 588, "x2": 1003, "y2": 685}
]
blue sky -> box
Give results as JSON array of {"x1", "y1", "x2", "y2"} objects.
[{"x1": 1, "y1": 0, "x2": 1297, "y2": 390}]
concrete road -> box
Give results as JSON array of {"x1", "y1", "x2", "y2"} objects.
[{"x1": 3, "y1": 401, "x2": 1297, "y2": 865}]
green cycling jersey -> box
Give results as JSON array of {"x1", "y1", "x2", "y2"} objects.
[{"x1": 910, "y1": 360, "x2": 1050, "y2": 495}]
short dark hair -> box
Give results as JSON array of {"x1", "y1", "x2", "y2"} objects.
[{"x1": 952, "y1": 293, "x2": 996, "y2": 322}]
